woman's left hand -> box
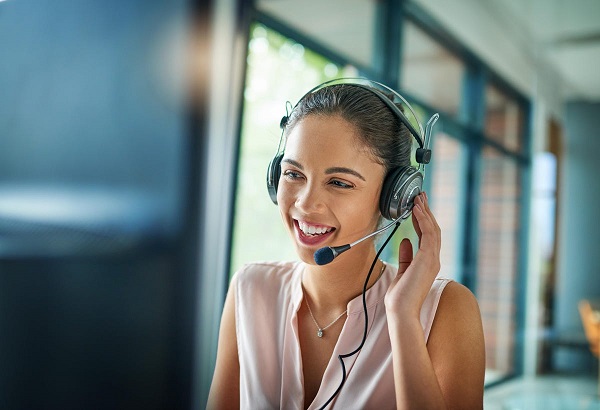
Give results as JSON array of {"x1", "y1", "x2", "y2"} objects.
[{"x1": 384, "y1": 192, "x2": 441, "y2": 319}]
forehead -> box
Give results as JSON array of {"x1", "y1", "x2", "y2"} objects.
[
  {"x1": 285, "y1": 114, "x2": 369, "y2": 156},
  {"x1": 283, "y1": 114, "x2": 384, "y2": 178}
]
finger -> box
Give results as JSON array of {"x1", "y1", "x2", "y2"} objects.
[
  {"x1": 398, "y1": 237, "x2": 413, "y2": 274},
  {"x1": 413, "y1": 194, "x2": 431, "y2": 231},
  {"x1": 412, "y1": 195, "x2": 438, "y2": 250},
  {"x1": 421, "y1": 192, "x2": 442, "y2": 240},
  {"x1": 411, "y1": 193, "x2": 426, "y2": 238},
  {"x1": 412, "y1": 208, "x2": 422, "y2": 239},
  {"x1": 421, "y1": 192, "x2": 437, "y2": 226}
]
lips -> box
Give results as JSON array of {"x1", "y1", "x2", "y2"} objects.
[{"x1": 294, "y1": 219, "x2": 336, "y2": 246}]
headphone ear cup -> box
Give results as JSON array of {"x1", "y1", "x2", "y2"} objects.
[
  {"x1": 266, "y1": 153, "x2": 283, "y2": 205},
  {"x1": 379, "y1": 166, "x2": 423, "y2": 220}
]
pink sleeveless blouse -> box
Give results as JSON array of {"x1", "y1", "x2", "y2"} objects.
[{"x1": 232, "y1": 261, "x2": 451, "y2": 409}]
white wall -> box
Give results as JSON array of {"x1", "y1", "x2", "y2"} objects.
[{"x1": 414, "y1": 0, "x2": 567, "y2": 118}]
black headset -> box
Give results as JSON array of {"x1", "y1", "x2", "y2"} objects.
[{"x1": 266, "y1": 77, "x2": 439, "y2": 221}]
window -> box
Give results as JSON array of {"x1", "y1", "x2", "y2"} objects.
[
  {"x1": 477, "y1": 147, "x2": 521, "y2": 382},
  {"x1": 485, "y1": 85, "x2": 526, "y2": 152},
  {"x1": 536, "y1": 119, "x2": 562, "y2": 373},
  {"x1": 429, "y1": 132, "x2": 467, "y2": 282},
  {"x1": 256, "y1": 0, "x2": 376, "y2": 67},
  {"x1": 401, "y1": 21, "x2": 465, "y2": 117},
  {"x1": 229, "y1": 24, "x2": 356, "y2": 275}
]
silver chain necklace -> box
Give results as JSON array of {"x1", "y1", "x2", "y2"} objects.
[{"x1": 304, "y1": 262, "x2": 386, "y2": 338}]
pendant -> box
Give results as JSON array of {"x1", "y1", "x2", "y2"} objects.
[{"x1": 317, "y1": 329, "x2": 323, "y2": 338}]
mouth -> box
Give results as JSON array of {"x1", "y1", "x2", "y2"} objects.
[{"x1": 293, "y1": 219, "x2": 336, "y2": 246}]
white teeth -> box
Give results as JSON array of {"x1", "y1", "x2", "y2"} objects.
[{"x1": 298, "y1": 221, "x2": 333, "y2": 236}]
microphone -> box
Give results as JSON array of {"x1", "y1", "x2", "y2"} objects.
[{"x1": 314, "y1": 219, "x2": 400, "y2": 265}]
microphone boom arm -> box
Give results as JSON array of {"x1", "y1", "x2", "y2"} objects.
[
  {"x1": 314, "y1": 218, "x2": 401, "y2": 265},
  {"x1": 348, "y1": 218, "x2": 399, "y2": 247}
]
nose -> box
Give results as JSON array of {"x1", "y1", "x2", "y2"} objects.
[{"x1": 295, "y1": 182, "x2": 325, "y2": 213}]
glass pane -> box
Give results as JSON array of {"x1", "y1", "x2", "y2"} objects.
[
  {"x1": 533, "y1": 152, "x2": 558, "y2": 373},
  {"x1": 485, "y1": 85, "x2": 525, "y2": 152},
  {"x1": 429, "y1": 133, "x2": 466, "y2": 282},
  {"x1": 401, "y1": 21, "x2": 465, "y2": 117},
  {"x1": 477, "y1": 147, "x2": 521, "y2": 382},
  {"x1": 256, "y1": 0, "x2": 375, "y2": 67},
  {"x1": 230, "y1": 24, "x2": 356, "y2": 275}
]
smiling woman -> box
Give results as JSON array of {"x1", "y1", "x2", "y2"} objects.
[{"x1": 208, "y1": 78, "x2": 485, "y2": 409}]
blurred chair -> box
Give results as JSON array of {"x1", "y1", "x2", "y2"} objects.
[{"x1": 578, "y1": 299, "x2": 600, "y2": 395}]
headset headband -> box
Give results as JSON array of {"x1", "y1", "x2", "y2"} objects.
[{"x1": 279, "y1": 77, "x2": 438, "y2": 165}]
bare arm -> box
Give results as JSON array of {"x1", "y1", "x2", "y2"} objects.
[
  {"x1": 385, "y1": 193, "x2": 485, "y2": 409},
  {"x1": 207, "y1": 282, "x2": 240, "y2": 410},
  {"x1": 387, "y1": 282, "x2": 485, "y2": 409},
  {"x1": 427, "y1": 282, "x2": 485, "y2": 409}
]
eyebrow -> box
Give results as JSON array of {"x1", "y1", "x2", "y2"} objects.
[{"x1": 282, "y1": 158, "x2": 366, "y2": 181}]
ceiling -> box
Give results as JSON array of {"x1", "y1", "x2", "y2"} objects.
[
  {"x1": 490, "y1": 0, "x2": 600, "y2": 101},
  {"x1": 258, "y1": 0, "x2": 600, "y2": 102}
]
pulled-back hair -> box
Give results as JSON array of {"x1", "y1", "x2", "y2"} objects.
[{"x1": 284, "y1": 84, "x2": 412, "y2": 172}]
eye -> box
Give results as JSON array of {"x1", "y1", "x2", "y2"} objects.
[
  {"x1": 283, "y1": 170, "x2": 303, "y2": 181},
  {"x1": 329, "y1": 179, "x2": 354, "y2": 189}
]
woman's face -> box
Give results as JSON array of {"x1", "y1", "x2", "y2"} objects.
[{"x1": 277, "y1": 114, "x2": 386, "y2": 265}]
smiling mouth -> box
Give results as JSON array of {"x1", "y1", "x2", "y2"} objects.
[{"x1": 295, "y1": 220, "x2": 335, "y2": 237}]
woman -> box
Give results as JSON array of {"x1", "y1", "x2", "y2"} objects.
[{"x1": 208, "y1": 79, "x2": 485, "y2": 409}]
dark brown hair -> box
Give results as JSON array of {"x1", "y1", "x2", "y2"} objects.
[{"x1": 284, "y1": 84, "x2": 412, "y2": 172}]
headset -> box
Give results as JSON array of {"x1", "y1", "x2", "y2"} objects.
[{"x1": 266, "y1": 77, "x2": 439, "y2": 222}]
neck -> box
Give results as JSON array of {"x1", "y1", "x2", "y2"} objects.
[{"x1": 301, "y1": 241, "x2": 384, "y2": 313}]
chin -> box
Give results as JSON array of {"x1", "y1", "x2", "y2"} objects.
[{"x1": 293, "y1": 245, "x2": 319, "y2": 266}]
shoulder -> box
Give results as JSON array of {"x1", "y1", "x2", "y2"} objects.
[
  {"x1": 436, "y1": 281, "x2": 481, "y2": 317},
  {"x1": 232, "y1": 260, "x2": 302, "y2": 306},
  {"x1": 420, "y1": 278, "x2": 466, "y2": 339},
  {"x1": 233, "y1": 260, "x2": 300, "y2": 285},
  {"x1": 420, "y1": 279, "x2": 482, "y2": 343},
  {"x1": 428, "y1": 280, "x2": 484, "y2": 347}
]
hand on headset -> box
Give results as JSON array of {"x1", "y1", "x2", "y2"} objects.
[{"x1": 384, "y1": 191, "x2": 442, "y2": 319}]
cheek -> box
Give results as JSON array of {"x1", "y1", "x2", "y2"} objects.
[
  {"x1": 340, "y1": 191, "x2": 381, "y2": 226},
  {"x1": 369, "y1": 189, "x2": 385, "y2": 224},
  {"x1": 276, "y1": 181, "x2": 292, "y2": 207},
  {"x1": 276, "y1": 183, "x2": 297, "y2": 224}
]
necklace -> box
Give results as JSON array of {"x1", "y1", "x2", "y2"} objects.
[{"x1": 304, "y1": 262, "x2": 386, "y2": 338}]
